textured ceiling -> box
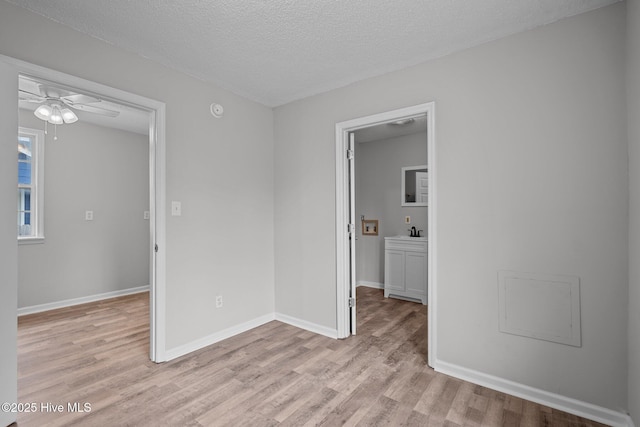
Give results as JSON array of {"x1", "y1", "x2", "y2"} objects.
[{"x1": 6, "y1": 0, "x2": 620, "y2": 107}]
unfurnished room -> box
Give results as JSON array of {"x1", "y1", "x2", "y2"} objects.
[{"x1": 1, "y1": 0, "x2": 639, "y2": 426}]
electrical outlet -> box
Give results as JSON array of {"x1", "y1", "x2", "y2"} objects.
[
  {"x1": 405, "y1": 216, "x2": 411, "y2": 224},
  {"x1": 85, "y1": 210, "x2": 94, "y2": 221},
  {"x1": 143, "y1": 211, "x2": 150, "y2": 220},
  {"x1": 215, "y1": 295, "x2": 223, "y2": 308}
]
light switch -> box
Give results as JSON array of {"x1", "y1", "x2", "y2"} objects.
[
  {"x1": 85, "y1": 210, "x2": 94, "y2": 221},
  {"x1": 405, "y1": 216, "x2": 411, "y2": 224},
  {"x1": 171, "y1": 201, "x2": 182, "y2": 216}
]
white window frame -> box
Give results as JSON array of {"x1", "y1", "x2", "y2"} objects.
[{"x1": 18, "y1": 126, "x2": 44, "y2": 244}]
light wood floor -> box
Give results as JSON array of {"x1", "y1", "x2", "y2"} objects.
[{"x1": 15, "y1": 287, "x2": 608, "y2": 426}]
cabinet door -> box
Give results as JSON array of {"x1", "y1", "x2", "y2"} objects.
[
  {"x1": 405, "y1": 251, "x2": 426, "y2": 295},
  {"x1": 385, "y1": 250, "x2": 405, "y2": 292}
]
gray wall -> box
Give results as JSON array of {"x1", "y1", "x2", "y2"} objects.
[
  {"x1": 0, "y1": 1, "x2": 635, "y2": 422},
  {"x1": 18, "y1": 110, "x2": 150, "y2": 308},
  {"x1": 275, "y1": 3, "x2": 627, "y2": 412},
  {"x1": 0, "y1": 60, "x2": 18, "y2": 427},
  {"x1": 628, "y1": 0, "x2": 640, "y2": 424},
  {"x1": 0, "y1": 0, "x2": 275, "y2": 353},
  {"x1": 355, "y1": 132, "x2": 427, "y2": 285}
]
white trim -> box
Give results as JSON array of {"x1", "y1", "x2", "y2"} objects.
[
  {"x1": 17, "y1": 126, "x2": 45, "y2": 241},
  {"x1": 17, "y1": 236, "x2": 44, "y2": 245},
  {"x1": 348, "y1": 132, "x2": 357, "y2": 335},
  {"x1": 164, "y1": 313, "x2": 276, "y2": 361},
  {"x1": 435, "y1": 360, "x2": 633, "y2": 427},
  {"x1": 275, "y1": 313, "x2": 339, "y2": 339},
  {"x1": 0, "y1": 54, "x2": 167, "y2": 363},
  {"x1": 335, "y1": 102, "x2": 436, "y2": 364},
  {"x1": 426, "y1": 104, "x2": 437, "y2": 368},
  {"x1": 17, "y1": 286, "x2": 149, "y2": 316},
  {"x1": 165, "y1": 312, "x2": 339, "y2": 362},
  {"x1": 335, "y1": 126, "x2": 351, "y2": 338},
  {"x1": 356, "y1": 280, "x2": 384, "y2": 289},
  {"x1": 149, "y1": 106, "x2": 167, "y2": 362}
]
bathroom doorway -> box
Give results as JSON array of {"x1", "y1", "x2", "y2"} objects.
[
  {"x1": 335, "y1": 102, "x2": 436, "y2": 366},
  {"x1": 353, "y1": 115, "x2": 428, "y2": 295}
]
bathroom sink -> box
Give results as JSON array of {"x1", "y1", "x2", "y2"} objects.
[{"x1": 389, "y1": 235, "x2": 427, "y2": 240}]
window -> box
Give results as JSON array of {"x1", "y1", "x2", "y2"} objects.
[{"x1": 18, "y1": 127, "x2": 44, "y2": 243}]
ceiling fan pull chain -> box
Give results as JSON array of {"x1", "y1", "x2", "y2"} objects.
[
  {"x1": 44, "y1": 121, "x2": 47, "y2": 135},
  {"x1": 54, "y1": 124, "x2": 58, "y2": 141}
]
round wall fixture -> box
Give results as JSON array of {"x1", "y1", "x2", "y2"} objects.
[{"x1": 210, "y1": 103, "x2": 224, "y2": 118}]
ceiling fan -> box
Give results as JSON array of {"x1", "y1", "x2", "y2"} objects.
[
  {"x1": 19, "y1": 77, "x2": 121, "y2": 140},
  {"x1": 19, "y1": 86, "x2": 121, "y2": 118}
]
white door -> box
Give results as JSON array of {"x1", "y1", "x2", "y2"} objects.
[
  {"x1": 348, "y1": 132, "x2": 357, "y2": 335},
  {"x1": 0, "y1": 58, "x2": 19, "y2": 427},
  {"x1": 416, "y1": 171, "x2": 428, "y2": 204}
]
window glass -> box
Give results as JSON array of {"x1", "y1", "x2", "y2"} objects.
[
  {"x1": 18, "y1": 188, "x2": 31, "y2": 237},
  {"x1": 18, "y1": 136, "x2": 32, "y2": 185},
  {"x1": 17, "y1": 130, "x2": 42, "y2": 241}
]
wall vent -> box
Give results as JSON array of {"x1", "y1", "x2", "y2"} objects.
[{"x1": 498, "y1": 271, "x2": 581, "y2": 347}]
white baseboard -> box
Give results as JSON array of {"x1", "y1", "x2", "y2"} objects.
[
  {"x1": 164, "y1": 312, "x2": 337, "y2": 362},
  {"x1": 275, "y1": 312, "x2": 338, "y2": 339},
  {"x1": 434, "y1": 360, "x2": 633, "y2": 427},
  {"x1": 18, "y1": 285, "x2": 150, "y2": 316},
  {"x1": 356, "y1": 281, "x2": 383, "y2": 289},
  {"x1": 164, "y1": 313, "x2": 276, "y2": 361}
]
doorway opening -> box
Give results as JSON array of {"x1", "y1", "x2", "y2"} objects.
[
  {"x1": 3, "y1": 55, "x2": 166, "y2": 362},
  {"x1": 335, "y1": 102, "x2": 436, "y2": 366}
]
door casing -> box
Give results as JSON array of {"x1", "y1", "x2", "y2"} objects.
[
  {"x1": 334, "y1": 102, "x2": 436, "y2": 366},
  {"x1": 0, "y1": 54, "x2": 167, "y2": 362}
]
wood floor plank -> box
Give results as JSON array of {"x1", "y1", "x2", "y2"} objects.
[
  {"x1": 445, "y1": 381, "x2": 475, "y2": 425},
  {"x1": 278, "y1": 387, "x2": 342, "y2": 427},
  {"x1": 15, "y1": 288, "x2": 611, "y2": 426},
  {"x1": 355, "y1": 395, "x2": 401, "y2": 427}
]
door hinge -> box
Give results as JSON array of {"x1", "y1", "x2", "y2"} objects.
[
  {"x1": 347, "y1": 223, "x2": 355, "y2": 234},
  {"x1": 347, "y1": 149, "x2": 354, "y2": 160},
  {"x1": 348, "y1": 297, "x2": 355, "y2": 308},
  {"x1": 154, "y1": 244, "x2": 158, "y2": 253}
]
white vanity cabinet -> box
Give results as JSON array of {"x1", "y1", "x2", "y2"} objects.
[{"x1": 384, "y1": 237, "x2": 427, "y2": 304}]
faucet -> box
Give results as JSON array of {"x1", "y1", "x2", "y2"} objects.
[{"x1": 410, "y1": 226, "x2": 417, "y2": 237}]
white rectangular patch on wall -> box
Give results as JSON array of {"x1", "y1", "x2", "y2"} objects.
[{"x1": 498, "y1": 271, "x2": 581, "y2": 347}]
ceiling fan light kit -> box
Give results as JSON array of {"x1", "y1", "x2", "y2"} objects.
[
  {"x1": 33, "y1": 102, "x2": 78, "y2": 140},
  {"x1": 61, "y1": 108, "x2": 78, "y2": 124},
  {"x1": 20, "y1": 76, "x2": 121, "y2": 140},
  {"x1": 33, "y1": 104, "x2": 52, "y2": 121},
  {"x1": 34, "y1": 103, "x2": 77, "y2": 125}
]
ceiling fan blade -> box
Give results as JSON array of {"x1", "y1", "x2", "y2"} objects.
[
  {"x1": 19, "y1": 89, "x2": 46, "y2": 103},
  {"x1": 64, "y1": 101, "x2": 120, "y2": 117},
  {"x1": 62, "y1": 93, "x2": 101, "y2": 104}
]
